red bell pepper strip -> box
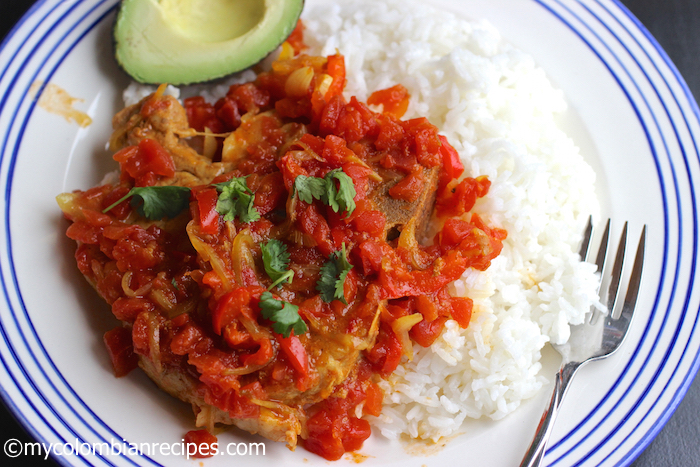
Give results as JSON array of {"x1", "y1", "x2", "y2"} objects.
[
  {"x1": 276, "y1": 333, "x2": 309, "y2": 378},
  {"x1": 212, "y1": 288, "x2": 251, "y2": 335},
  {"x1": 194, "y1": 186, "x2": 220, "y2": 235}
]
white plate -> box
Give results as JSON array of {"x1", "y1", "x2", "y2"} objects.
[{"x1": 1, "y1": 0, "x2": 698, "y2": 466}]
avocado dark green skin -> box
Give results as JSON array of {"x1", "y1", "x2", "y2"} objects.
[{"x1": 112, "y1": 0, "x2": 305, "y2": 86}]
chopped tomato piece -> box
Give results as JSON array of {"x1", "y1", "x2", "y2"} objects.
[
  {"x1": 303, "y1": 366, "x2": 375, "y2": 460},
  {"x1": 111, "y1": 297, "x2": 155, "y2": 323},
  {"x1": 103, "y1": 326, "x2": 138, "y2": 377},
  {"x1": 365, "y1": 322, "x2": 403, "y2": 376},
  {"x1": 319, "y1": 94, "x2": 345, "y2": 136},
  {"x1": 340, "y1": 417, "x2": 371, "y2": 452},
  {"x1": 170, "y1": 323, "x2": 206, "y2": 356},
  {"x1": 357, "y1": 240, "x2": 388, "y2": 276},
  {"x1": 226, "y1": 382, "x2": 264, "y2": 419},
  {"x1": 388, "y1": 165, "x2": 425, "y2": 202},
  {"x1": 450, "y1": 297, "x2": 473, "y2": 328},
  {"x1": 341, "y1": 164, "x2": 372, "y2": 200},
  {"x1": 322, "y1": 134, "x2": 353, "y2": 165},
  {"x1": 183, "y1": 430, "x2": 218, "y2": 458},
  {"x1": 226, "y1": 82, "x2": 270, "y2": 114},
  {"x1": 326, "y1": 53, "x2": 346, "y2": 100},
  {"x1": 298, "y1": 204, "x2": 333, "y2": 255},
  {"x1": 368, "y1": 84, "x2": 410, "y2": 119},
  {"x1": 363, "y1": 381, "x2": 383, "y2": 417},
  {"x1": 436, "y1": 175, "x2": 491, "y2": 217},
  {"x1": 276, "y1": 333, "x2": 310, "y2": 391},
  {"x1": 351, "y1": 209, "x2": 386, "y2": 237},
  {"x1": 410, "y1": 316, "x2": 448, "y2": 347},
  {"x1": 114, "y1": 138, "x2": 176, "y2": 187},
  {"x1": 304, "y1": 410, "x2": 347, "y2": 461},
  {"x1": 438, "y1": 134, "x2": 464, "y2": 181},
  {"x1": 184, "y1": 96, "x2": 225, "y2": 133},
  {"x1": 276, "y1": 334, "x2": 309, "y2": 376},
  {"x1": 65, "y1": 219, "x2": 102, "y2": 244},
  {"x1": 286, "y1": 19, "x2": 307, "y2": 54},
  {"x1": 215, "y1": 96, "x2": 241, "y2": 130}
]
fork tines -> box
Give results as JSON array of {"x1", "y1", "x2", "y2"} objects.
[{"x1": 579, "y1": 217, "x2": 646, "y2": 320}]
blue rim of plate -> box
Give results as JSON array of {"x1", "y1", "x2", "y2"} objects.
[
  {"x1": 540, "y1": 1, "x2": 698, "y2": 465},
  {"x1": 0, "y1": 0, "x2": 698, "y2": 466}
]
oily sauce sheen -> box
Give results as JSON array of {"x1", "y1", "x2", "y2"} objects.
[{"x1": 58, "y1": 22, "x2": 506, "y2": 461}]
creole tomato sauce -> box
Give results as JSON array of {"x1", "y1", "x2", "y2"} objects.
[{"x1": 58, "y1": 22, "x2": 506, "y2": 461}]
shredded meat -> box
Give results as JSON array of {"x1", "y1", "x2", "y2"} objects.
[{"x1": 111, "y1": 94, "x2": 233, "y2": 185}]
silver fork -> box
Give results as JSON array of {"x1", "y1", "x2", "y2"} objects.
[{"x1": 520, "y1": 218, "x2": 647, "y2": 467}]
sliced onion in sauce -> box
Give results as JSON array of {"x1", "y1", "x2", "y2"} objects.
[{"x1": 390, "y1": 313, "x2": 423, "y2": 360}]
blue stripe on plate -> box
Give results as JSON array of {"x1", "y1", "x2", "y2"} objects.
[
  {"x1": 588, "y1": 1, "x2": 700, "y2": 465},
  {"x1": 1, "y1": 0, "x2": 699, "y2": 466},
  {"x1": 609, "y1": 11, "x2": 700, "y2": 467},
  {"x1": 0, "y1": 3, "x2": 123, "y2": 464},
  {"x1": 536, "y1": 1, "x2": 698, "y2": 466},
  {"x1": 542, "y1": 4, "x2": 684, "y2": 467},
  {"x1": 0, "y1": 1, "x2": 162, "y2": 465},
  {"x1": 0, "y1": 5, "x2": 96, "y2": 463},
  {"x1": 0, "y1": 1, "x2": 61, "y2": 86},
  {"x1": 527, "y1": 2, "x2": 674, "y2": 464},
  {"x1": 549, "y1": 2, "x2": 697, "y2": 466}
]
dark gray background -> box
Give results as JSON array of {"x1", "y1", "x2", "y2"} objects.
[{"x1": 0, "y1": 0, "x2": 698, "y2": 465}]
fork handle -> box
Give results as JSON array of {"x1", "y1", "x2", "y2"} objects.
[{"x1": 520, "y1": 362, "x2": 580, "y2": 467}]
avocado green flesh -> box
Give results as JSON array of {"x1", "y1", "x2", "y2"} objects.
[
  {"x1": 113, "y1": 0, "x2": 304, "y2": 85},
  {"x1": 160, "y1": 0, "x2": 265, "y2": 43}
]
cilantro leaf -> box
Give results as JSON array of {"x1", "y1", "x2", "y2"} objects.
[
  {"x1": 321, "y1": 175, "x2": 339, "y2": 213},
  {"x1": 292, "y1": 169, "x2": 357, "y2": 217},
  {"x1": 317, "y1": 243, "x2": 353, "y2": 304},
  {"x1": 324, "y1": 169, "x2": 356, "y2": 218},
  {"x1": 293, "y1": 175, "x2": 327, "y2": 204},
  {"x1": 102, "y1": 185, "x2": 191, "y2": 220},
  {"x1": 214, "y1": 177, "x2": 260, "y2": 223},
  {"x1": 259, "y1": 291, "x2": 307, "y2": 338},
  {"x1": 261, "y1": 239, "x2": 294, "y2": 289}
]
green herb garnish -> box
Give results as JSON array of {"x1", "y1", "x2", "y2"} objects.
[
  {"x1": 261, "y1": 239, "x2": 294, "y2": 289},
  {"x1": 259, "y1": 291, "x2": 307, "y2": 338},
  {"x1": 323, "y1": 169, "x2": 356, "y2": 218},
  {"x1": 102, "y1": 185, "x2": 191, "y2": 220},
  {"x1": 317, "y1": 243, "x2": 352, "y2": 304},
  {"x1": 293, "y1": 175, "x2": 327, "y2": 204},
  {"x1": 214, "y1": 176, "x2": 260, "y2": 223},
  {"x1": 293, "y1": 169, "x2": 357, "y2": 218}
]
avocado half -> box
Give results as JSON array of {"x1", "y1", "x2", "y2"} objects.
[{"x1": 113, "y1": 0, "x2": 305, "y2": 85}]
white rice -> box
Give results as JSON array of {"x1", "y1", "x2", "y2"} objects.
[
  {"x1": 121, "y1": 0, "x2": 601, "y2": 446},
  {"x1": 301, "y1": 0, "x2": 601, "y2": 442}
]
